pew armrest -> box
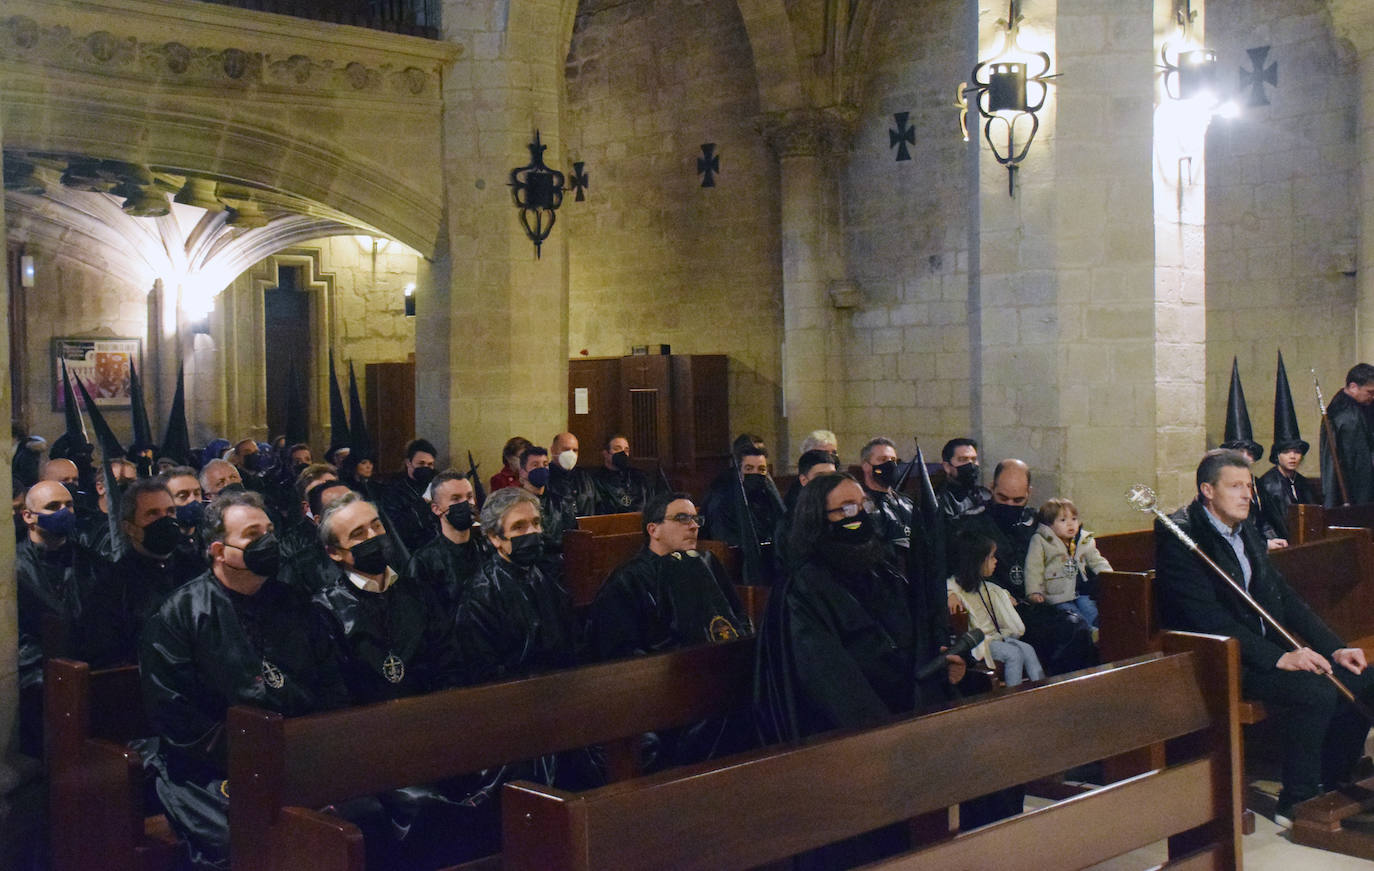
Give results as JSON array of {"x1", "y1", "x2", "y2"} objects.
[{"x1": 259, "y1": 807, "x2": 365, "y2": 871}]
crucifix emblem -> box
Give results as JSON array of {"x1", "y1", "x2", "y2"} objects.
[
  {"x1": 697, "y1": 144, "x2": 720, "y2": 188},
  {"x1": 382, "y1": 652, "x2": 406, "y2": 684},
  {"x1": 1240, "y1": 46, "x2": 1277, "y2": 107},
  {"x1": 889, "y1": 112, "x2": 915, "y2": 161},
  {"x1": 1063, "y1": 556, "x2": 1080, "y2": 578},
  {"x1": 1010, "y1": 564, "x2": 1024, "y2": 587},
  {"x1": 261, "y1": 659, "x2": 284, "y2": 689},
  {"x1": 570, "y1": 161, "x2": 589, "y2": 202}
]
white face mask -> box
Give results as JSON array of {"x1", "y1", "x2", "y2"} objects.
[{"x1": 557, "y1": 450, "x2": 578, "y2": 471}]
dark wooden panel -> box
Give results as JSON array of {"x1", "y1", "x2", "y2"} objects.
[
  {"x1": 1095, "y1": 529, "x2": 1155, "y2": 573},
  {"x1": 364, "y1": 360, "x2": 414, "y2": 474},
  {"x1": 619, "y1": 355, "x2": 671, "y2": 465},
  {"x1": 568, "y1": 357, "x2": 621, "y2": 462}
]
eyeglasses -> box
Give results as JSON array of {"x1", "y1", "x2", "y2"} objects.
[
  {"x1": 827, "y1": 499, "x2": 874, "y2": 519},
  {"x1": 666, "y1": 513, "x2": 706, "y2": 527}
]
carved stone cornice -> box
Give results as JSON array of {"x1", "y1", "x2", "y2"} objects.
[
  {"x1": 1, "y1": 0, "x2": 459, "y2": 100},
  {"x1": 757, "y1": 106, "x2": 861, "y2": 158}
]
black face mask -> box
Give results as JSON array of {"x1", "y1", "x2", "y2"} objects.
[
  {"x1": 140, "y1": 515, "x2": 182, "y2": 557},
  {"x1": 219, "y1": 482, "x2": 247, "y2": 495},
  {"x1": 176, "y1": 500, "x2": 205, "y2": 531},
  {"x1": 986, "y1": 501, "x2": 1024, "y2": 532},
  {"x1": 348, "y1": 535, "x2": 390, "y2": 576},
  {"x1": 292, "y1": 462, "x2": 310, "y2": 478},
  {"x1": 611, "y1": 451, "x2": 631, "y2": 472},
  {"x1": 506, "y1": 531, "x2": 544, "y2": 567},
  {"x1": 828, "y1": 510, "x2": 876, "y2": 545},
  {"x1": 410, "y1": 466, "x2": 436, "y2": 488},
  {"x1": 955, "y1": 463, "x2": 981, "y2": 488},
  {"x1": 742, "y1": 473, "x2": 769, "y2": 495},
  {"x1": 241, "y1": 532, "x2": 281, "y2": 577},
  {"x1": 872, "y1": 460, "x2": 897, "y2": 485},
  {"x1": 445, "y1": 501, "x2": 475, "y2": 531}
]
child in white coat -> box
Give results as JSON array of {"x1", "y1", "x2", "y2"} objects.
[
  {"x1": 1025, "y1": 497, "x2": 1113, "y2": 630},
  {"x1": 947, "y1": 530, "x2": 1044, "y2": 686}
]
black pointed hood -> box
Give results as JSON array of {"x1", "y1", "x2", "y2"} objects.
[
  {"x1": 128, "y1": 357, "x2": 155, "y2": 452},
  {"x1": 1270, "y1": 350, "x2": 1309, "y2": 464},
  {"x1": 327, "y1": 351, "x2": 350, "y2": 456},
  {"x1": 160, "y1": 362, "x2": 192, "y2": 466},
  {"x1": 51, "y1": 359, "x2": 91, "y2": 461},
  {"x1": 72, "y1": 373, "x2": 125, "y2": 460},
  {"x1": 1220, "y1": 358, "x2": 1263, "y2": 462}
]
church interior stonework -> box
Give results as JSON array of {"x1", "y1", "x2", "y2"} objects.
[{"x1": 6, "y1": 0, "x2": 1374, "y2": 858}]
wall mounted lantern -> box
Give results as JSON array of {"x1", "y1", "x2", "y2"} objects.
[
  {"x1": 509, "y1": 131, "x2": 565, "y2": 259},
  {"x1": 1158, "y1": 0, "x2": 1232, "y2": 115},
  {"x1": 962, "y1": 0, "x2": 1055, "y2": 196}
]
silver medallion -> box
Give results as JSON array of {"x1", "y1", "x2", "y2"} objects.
[
  {"x1": 262, "y1": 659, "x2": 284, "y2": 689},
  {"x1": 382, "y1": 652, "x2": 405, "y2": 684}
]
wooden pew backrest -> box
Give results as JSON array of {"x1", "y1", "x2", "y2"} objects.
[
  {"x1": 562, "y1": 529, "x2": 641, "y2": 607},
  {"x1": 502, "y1": 632, "x2": 1243, "y2": 871},
  {"x1": 1097, "y1": 570, "x2": 1157, "y2": 663},
  {"x1": 228, "y1": 636, "x2": 757, "y2": 871},
  {"x1": 1094, "y1": 529, "x2": 1154, "y2": 573},
  {"x1": 572, "y1": 512, "x2": 642, "y2": 535},
  {"x1": 1270, "y1": 527, "x2": 1374, "y2": 645}
]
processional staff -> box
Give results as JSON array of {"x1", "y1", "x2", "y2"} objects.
[{"x1": 1312, "y1": 369, "x2": 1351, "y2": 506}]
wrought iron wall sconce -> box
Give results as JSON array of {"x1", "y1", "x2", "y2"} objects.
[
  {"x1": 509, "y1": 130, "x2": 565, "y2": 258},
  {"x1": 961, "y1": 0, "x2": 1054, "y2": 196},
  {"x1": 1158, "y1": 0, "x2": 1231, "y2": 113}
]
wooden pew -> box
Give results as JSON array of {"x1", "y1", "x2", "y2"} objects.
[
  {"x1": 227, "y1": 635, "x2": 757, "y2": 871},
  {"x1": 501, "y1": 632, "x2": 1244, "y2": 871},
  {"x1": 46, "y1": 658, "x2": 180, "y2": 871},
  {"x1": 1093, "y1": 528, "x2": 1154, "y2": 572},
  {"x1": 560, "y1": 529, "x2": 763, "y2": 622},
  {"x1": 570, "y1": 511, "x2": 641, "y2": 535},
  {"x1": 1287, "y1": 502, "x2": 1374, "y2": 545}
]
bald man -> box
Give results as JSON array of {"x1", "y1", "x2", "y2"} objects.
[
  {"x1": 16, "y1": 480, "x2": 102, "y2": 755},
  {"x1": 547, "y1": 432, "x2": 595, "y2": 516}
]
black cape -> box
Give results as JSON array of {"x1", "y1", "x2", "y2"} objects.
[
  {"x1": 456, "y1": 555, "x2": 579, "y2": 682},
  {"x1": 587, "y1": 548, "x2": 750, "y2": 661},
  {"x1": 1257, "y1": 466, "x2": 1316, "y2": 540},
  {"x1": 589, "y1": 466, "x2": 654, "y2": 515},
  {"x1": 312, "y1": 565, "x2": 467, "y2": 703},
  {"x1": 379, "y1": 476, "x2": 439, "y2": 553},
  {"x1": 1321, "y1": 390, "x2": 1374, "y2": 506},
  {"x1": 405, "y1": 532, "x2": 490, "y2": 618},
  {"x1": 547, "y1": 464, "x2": 596, "y2": 517}
]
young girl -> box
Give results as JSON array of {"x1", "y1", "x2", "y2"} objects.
[
  {"x1": 1025, "y1": 497, "x2": 1113, "y2": 629},
  {"x1": 947, "y1": 531, "x2": 1045, "y2": 686}
]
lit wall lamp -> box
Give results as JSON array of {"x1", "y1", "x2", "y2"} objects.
[
  {"x1": 1159, "y1": 0, "x2": 1237, "y2": 118},
  {"x1": 962, "y1": 0, "x2": 1055, "y2": 196},
  {"x1": 509, "y1": 130, "x2": 565, "y2": 259},
  {"x1": 20, "y1": 255, "x2": 36, "y2": 288},
  {"x1": 404, "y1": 282, "x2": 416, "y2": 317}
]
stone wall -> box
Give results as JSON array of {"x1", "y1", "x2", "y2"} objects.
[
  {"x1": 6, "y1": 240, "x2": 149, "y2": 446},
  {"x1": 835, "y1": 0, "x2": 976, "y2": 465},
  {"x1": 1206, "y1": 0, "x2": 1359, "y2": 482},
  {"x1": 562, "y1": 0, "x2": 783, "y2": 453}
]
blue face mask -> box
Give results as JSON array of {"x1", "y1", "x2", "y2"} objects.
[
  {"x1": 36, "y1": 506, "x2": 77, "y2": 537},
  {"x1": 176, "y1": 501, "x2": 206, "y2": 530},
  {"x1": 527, "y1": 466, "x2": 551, "y2": 489}
]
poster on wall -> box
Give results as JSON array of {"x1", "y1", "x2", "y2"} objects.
[{"x1": 51, "y1": 337, "x2": 142, "y2": 411}]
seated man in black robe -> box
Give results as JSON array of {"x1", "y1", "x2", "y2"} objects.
[
  {"x1": 379, "y1": 438, "x2": 440, "y2": 552},
  {"x1": 140, "y1": 490, "x2": 349, "y2": 870},
  {"x1": 702, "y1": 441, "x2": 786, "y2": 585},
  {"x1": 516, "y1": 445, "x2": 578, "y2": 570},
  {"x1": 547, "y1": 432, "x2": 596, "y2": 517},
  {"x1": 313, "y1": 492, "x2": 466, "y2": 703},
  {"x1": 858, "y1": 437, "x2": 918, "y2": 564},
  {"x1": 458, "y1": 487, "x2": 579, "y2": 681},
  {"x1": 936, "y1": 437, "x2": 991, "y2": 523},
  {"x1": 589, "y1": 434, "x2": 656, "y2": 515},
  {"x1": 1320, "y1": 362, "x2": 1374, "y2": 506},
  {"x1": 1156, "y1": 449, "x2": 1374, "y2": 824},
  {"x1": 589, "y1": 491, "x2": 749, "y2": 660},
  {"x1": 161, "y1": 466, "x2": 210, "y2": 584},
  {"x1": 277, "y1": 475, "x2": 353, "y2": 594},
  {"x1": 16, "y1": 480, "x2": 101, "y2": 757},
  {"x1": 407, "y1": 469, "x2": 489, "y2": 618},
  {"x1": 278, "y1": 463, "x2": 339, "y2": 562}
]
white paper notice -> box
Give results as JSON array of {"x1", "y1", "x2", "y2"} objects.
[{"x1": 574, "y1": 387, "x2": 589, "y2": 415}]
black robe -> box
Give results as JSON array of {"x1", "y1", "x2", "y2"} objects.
[
  {"x1": 139, "y1": 572, "x2": 348, "y2": 867},
  {"x1": 456, "y1": 556, "x2": 579, "y2": 682},
  {"x1": 589, "y1": 466, "x2": 654, "y2": 515},
  {"x1": 588, "y1": 548, "x2": 750, "y2": 661},
  {"x1": 702, "y1": 476, "x2": 786, "y2": 585},
  {"x1": 1257, "y1": 467, "x2": 1316, "y2": 540},
  {"x1": 1321, "y1": 390, "x2": 1374, "y2": 506},
  {"x1": 312, "y1": 566, "x2": 467, "y2": 703},
  {"x1": 87, "y1": 546, "x2": 201, "y2": 667},
  {"x1": 405, "y1": 532, "x2": 489, "y2": 618},
  {"x1": 380, "y1": 476, "x2": 439, "y2": 552},
  {"x1": 547, "y1": 464, "x2": 596, "y2": 517}
]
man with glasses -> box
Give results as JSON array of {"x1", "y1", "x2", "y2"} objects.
[{"x1": 589, "y1": 491, "x2": 750, "y2": 661}]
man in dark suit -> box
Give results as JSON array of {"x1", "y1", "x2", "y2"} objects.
[{"x1": 1156, "y1": 448, "x2": 1374, "y2": 823}]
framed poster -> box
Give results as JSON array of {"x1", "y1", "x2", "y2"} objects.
[{"x1": 52, "y1": 337, "x2": 142, "y2": 411}]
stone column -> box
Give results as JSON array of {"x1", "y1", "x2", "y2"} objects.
[
  {"x1": 0, "y1": 123, "x2": 27, "y2": 790},
  {"x1": 761, "y1": 109, "x2": 854, "y2": 465},
  {"x1": 1340, "y1": 6, "x2": 1374, "y2": 359},
  {"x1": 972, "y1": 0, "x2": 1191, "y2": 531},
  {"x1": 419, "y1": 0, "x2": 571, "y2": 471}
]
